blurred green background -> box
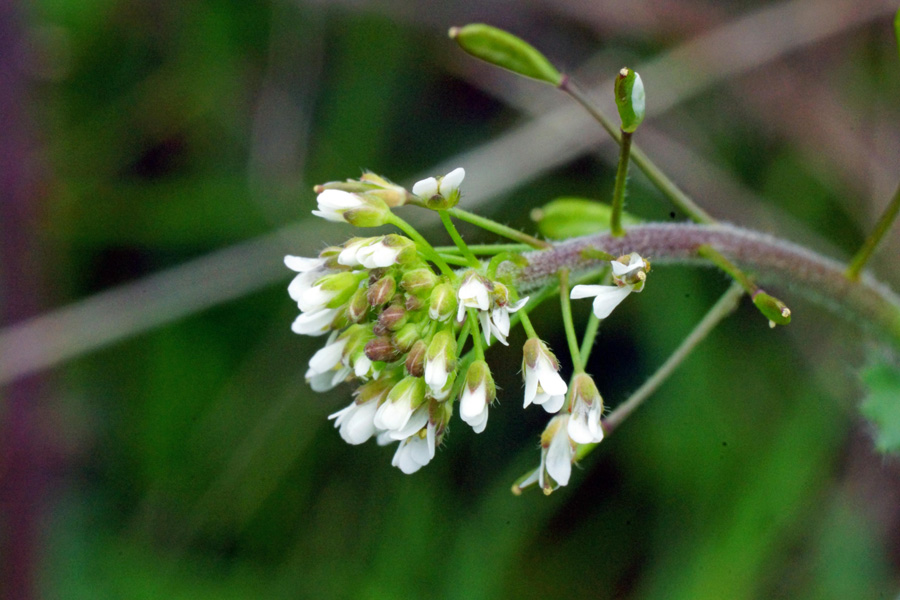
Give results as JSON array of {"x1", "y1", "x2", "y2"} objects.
[{"x1": 3, "y1": 0, "x2": 900, "y2": 598}]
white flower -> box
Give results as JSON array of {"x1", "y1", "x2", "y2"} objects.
[
  {"x1": 515, "y1": 415, "x2": 575, "y2": 494},
  {"x1": 459, "y1": 360, "x2": 495, "y2": 434},
  {"x1": 312, "y1": 189, "x2": 366, "y2": 222},
  {"x1": 522, "y1": 339, "x2": 568, "y2": 413},
  {"x1": 373, "y1": 376, "x2": 425, "y2": 435},
  {"x1": 338, "y1": 235, "x2": 412, "y2": 269},
  {"x1": 412, "y1": 167, "x2": 465, "y2": 200},
  {"x1": 290, "y1": 308, "x2": 338, "y2": 336},
  {"x1": 423, "y1": 331, "x2": 456, "y2": 395},
  {"x1": 566, "y1": 374, "x2": 604, "y2": 444},
  {"x1": 305, "y1": 331, "x2": 351, "y2": 391},
  {"x1": 285, "y1": 255, "x2": 329, "y2": 307},
  {"x1": 570, "y1": 253, "x2": 649, "y2": 319},
  {"x1": 544, "y1": 416, "x2": 575, "y2": 487},
  {"x1": 328, "y1": 398, "x2": 380, "y2": 445},
  {"x1": 391, "y1": 423, "x2": 436, "y2": 474},
  {"x1": 483, "y1": 296, "x2": 528, "y2": 346},
  {"x1": 456, "y1": 273, "x2": 490, "y2": 321}
]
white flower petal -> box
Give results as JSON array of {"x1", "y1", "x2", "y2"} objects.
[
  {"x1": 540, "y1": 393, "x2": 566, "y2": 414},
  {"x1": 440, "y1": 167, "x2": 465, "y2": 196},
  {"x1": 459, "y1": 382, "x2": 487, "y2": 420},
  {"x1": 537, "y1": 363, "x2": 568, "y2": 397},
  {"x1": 307, "y1": 333, "x2": 347, "y2": 374},
  {"x1": 389, "y1": 406, "x2": 429, "y2": 440},
  {"x1": 523, "y1": 368, "x2": 539, "y2": 408},
  {"x1": 570, "y1": 284, "x2": 604, "y2": 300},
  {"x1": 546, "y1": 430, "x2": 573, "y2": 486},
  {"x1": 284, "y1": 255, "x2": 324, "y2": 272},
  {"x1": 412, "y1": 177, "x2": 439, "y2": 199},
  {"x1": 291, "y1": 308, "x2": 337, "y2": 336},
  {"x1": 591, "y1": 285, "x2": 634, "y2": 319}
]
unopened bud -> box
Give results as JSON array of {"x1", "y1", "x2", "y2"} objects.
[
  {"x1": 405, "y1": 340, "x2": 428, "y2": 376},
  {"x1": 401, "y1": 268, "x2": 439, "y2": 298},
  {"x1": 392, "y1": 323, "x2": 421, "y2": 353},
  {"x1": 347, "y1": 287, "x2": 370, "y2": 322},
  {"x1": 367, "y1": 275, "x2": 397, "y2": 307},
  {"x1": 449, "y1": 24, "x2": 563, "y2": 86},
  {"x1": 365, "y1": 336, "x2": 401, "y2": 363},
  {"x1": 405, "y1": 295, "x2": 425, "y2": 312},
  {"x1": 377, "y1": 304, "x2": 408, "y2": 333},
  {"x1": 429, "y1": 283, "x2": 458, "y2": 321}
]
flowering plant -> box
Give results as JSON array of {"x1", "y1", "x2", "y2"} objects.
[{"x1": 285, "y1": 24, "x2": 900, "y2": 494}]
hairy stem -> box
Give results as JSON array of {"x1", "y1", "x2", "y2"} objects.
[
  {"x1": 511, "y1": 223, "x2": 900, "y2": 348},
  {"x1": 610, "y1": 130, "x2": 633, "y2": 237}
]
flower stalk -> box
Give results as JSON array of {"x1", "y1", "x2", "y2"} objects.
[{"x1": 846, "y1": 181, "x2": 900, "y2": 281}]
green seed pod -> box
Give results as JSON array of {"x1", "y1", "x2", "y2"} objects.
[
  {"x1": 614, "y1": 68, "x2": 645, "y2": 133},
  {"x1": 752, "y1": 291, "x2": 792, "y2": 327},
  {"x1": 449, "y1": 24, "x2": 562, "y2": 86}
]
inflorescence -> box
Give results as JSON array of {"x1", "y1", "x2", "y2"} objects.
[{"x1": 286, "y1": 169, "x2": 650, "y2": 493}]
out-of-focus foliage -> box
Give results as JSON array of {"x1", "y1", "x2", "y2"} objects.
[
  {"x1": 8, "y1": 0, "x2": 900, "y2": 598},
  {"x1": 862, "y1": 360, "x2": 900, "y2": 454}
]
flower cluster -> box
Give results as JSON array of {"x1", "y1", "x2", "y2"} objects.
[{"x1": 287, "y1": 169, "x2": 650, "y2": 491}]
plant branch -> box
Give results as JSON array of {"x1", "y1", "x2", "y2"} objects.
[
  {"x1": 447, "y1": 207, "x2": 551, "y2": 249},
  {"x1": 513, "y1": 223, "x2": 900, "y2": 348},
  {"x1": 846, "y1": 181, "x2": 900, "y2": 281}
]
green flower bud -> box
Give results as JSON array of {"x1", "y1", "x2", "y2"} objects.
[
  {"x1": 449, "y1": 24, "x2": 562, "y2": 86},
  {"x1": 386, "y1": 375, "x2": 427, "y2": 409},
  {"x1": 316, "y1": 271, "x2": 364, "y2": 309},
  {"x1": 405, "y1": 295, "x2": 425, "y2": 312},
  {"x1": 346, "y1": 286, "x2": 370, "y2": 323},
  {"x1": 367, "y1": 275, "x2": 397, "y2": 307},
  {"x1": 752, "y1": 291, "x2": 791, "y2": 327},
  {"x1": 392, "y1": 323, "x2": 421, "y2": 354},
  {"x1": 401, "y1": 268, "x2": 439, "y2": 298},
  {"x1": 614, "y1": 67, "x2": 645, "y2": 133},
  {"x1": 531, "y1": 197, "x2": 642, "y2": 239},
  {"x1": 428, "y1": 283, "x2": 458, "y2": 322}
]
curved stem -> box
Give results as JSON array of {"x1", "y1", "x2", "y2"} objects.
[
  {"x1": 388, "y1": 214, "x2": 455, "y2": 278},
  {"x1": 447, "y1": 207, "x2": 552, "y2": 249},
  {"x1": 439, "y1": 210, "x2": 481, "y2": 269},
  {"x1": 514, "y1": 223, "x2": 900, "y2": 348},
  {"x1": 557, "y1": 269, "x2": 584, "y2": 374}
]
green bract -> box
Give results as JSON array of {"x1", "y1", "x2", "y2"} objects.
[
  {"x1": 448, "y1": 24, "x2": 562, "y2": 86},
  {"x1": 531, "y1": 198, "x2": 641, "y2": 240}
]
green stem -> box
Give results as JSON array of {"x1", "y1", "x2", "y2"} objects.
[
  {"x1": 439, "y1": 210, "x2": 482, "y2": 269},
  {"x1": 846, "y1": 181, "x2": 900, "y2": 281},
  {"x1": 575, "y1": 282, "x2": 744, "y2": 461},
  {"x1": 697, "y1": 244, "x2": 757, "y2": 294},
  {"x1": 579, "y1": 313, "x2": 601, "y2": 366},
  {"x1": 559, "y1": 78, "x2": 715, "y2": 225},
  {"x1": 438, "y1": 253, "x2": 472, "y2": 267},
  {"x1": 467, "y1": 308, "x2": 485, "y2": 360},
  {"x1": 517, "y1": 308, "x2": 539, "y2": 339},
  {"x1": 388, "y1": 214, "x2": 455, "y2": 278},
  {"x1": 610, "y1": 130, "x2": 633, "y2": 237},
  {"x1": 557, "y1": 269, "x2": 584, "y2": 373},
  {"x1": 447, "y1": 207, "x2": 552, "y2": 250},
  {"x1": 436, "y1": 243, "x2": 533, "y2": 255}
]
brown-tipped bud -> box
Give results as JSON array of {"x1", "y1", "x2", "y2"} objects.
[
  {"x1": 429, "y1": 283, "x2": 458, "y2": 322},
  {"x1": 365, "y1": 336, "x2": 401, "y2": 363},
  {"x1": 392, "y1": 323, "x2": 421, "y2": 354},
  {"x1": 359, "y1": 172, "x2": 409, "y2": 208},
  {"x1": 401, "y1": 268, "x2": 439, "y2": 298},
  {"x1": 377, "y1": 304, "x2": 408, "y2": 333},
  {"x1": 405, "y1": 340, "x2": 428, "y2": 376},
  {"x1": 367, "y1": 275, "x2": 396, "y2": 307},
  {"x1": 405, "y1": 294, "x2": 425, "y2": 312},
  {"x1": 347, "y1": 287, "x2": 370, "y2": 323}
]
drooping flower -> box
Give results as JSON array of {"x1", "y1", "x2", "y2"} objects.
[
  {"x1": 328, "y1": 378, "x2": 394, "y2": 445},
  {"x1": 423, "y1": 330, "x2": 456, "y2": 396},
  {"x1": 515, "y1": 415, "x2": 575, "y2": 494},
  {"x1": 391, "y1": 423, "x2": 437, "y2": 474},
  {"x1": 458, "y1": 360, "x2": 495, "y2": 433},
  {"x1": 305, "y1": 331, "x2": 351, "y2": 391},
  {"x1": 570, "y1": 253, "x2": 650, "y2": 319},
  {"x1": 567, "y1": 373, "x2": 604, "y2": 444},
  {"x1": 373, "y1": 376, "x2": 426, "y2": 435},
  {"x1": 312, "y1": 189, "x2": 390, "y2": 227},
  {"x1": 522, "y1": 338, "x2": 567, "y2": 413},
  {"x1": 482, "y1": 284, "x2": 528, "y2": 346}
]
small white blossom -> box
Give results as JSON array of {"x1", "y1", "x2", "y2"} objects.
[
  {"x1": 373, "y1": 376, "x2": 425, "y2": 435},
  {"x1": 412, "y1": 167, "x2": 465, "y2": 200},
  {"x1": 290, "y1": 308, "x2": 338, "y2": 336},
  {"x1": 305, "y1": 332, "x2": 351, "y2": 391},
  {"x1": 312, "y1": 189, "x2": 366, "y2": 222},
  {"x1": 338, "y1": 235, "x2": 411, "y2": 269},
  {"x1": 484, "y1": 296, "x2": 528, "y2": 346},
  {"x1": 456, "y1": 273, "x2": 490, "y2": 321},
  {"x1": 516, "y1": 415, "x2": 575, "y2": 494},
  {"x1": 285, "y1": 255, "x2": 330, "y2": 307},
  {"x1": 391, "y1": 423, "x2": 436, "y2": 474},
  {"x1": 459, "y1": 360, "x2": 495, "y2": 434},
  {"x1": 567, "y1": 374, "x2": 604, "y2": 444},
  {"x1": 328, "y1": 398, "x2": 380, "y2": 445},
  {"x1": 570, "y1": 253, "x2": 649, "y2": 319},
  {"x1": 522, "y1": 339, "x2": 568, "y2": 413}
]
